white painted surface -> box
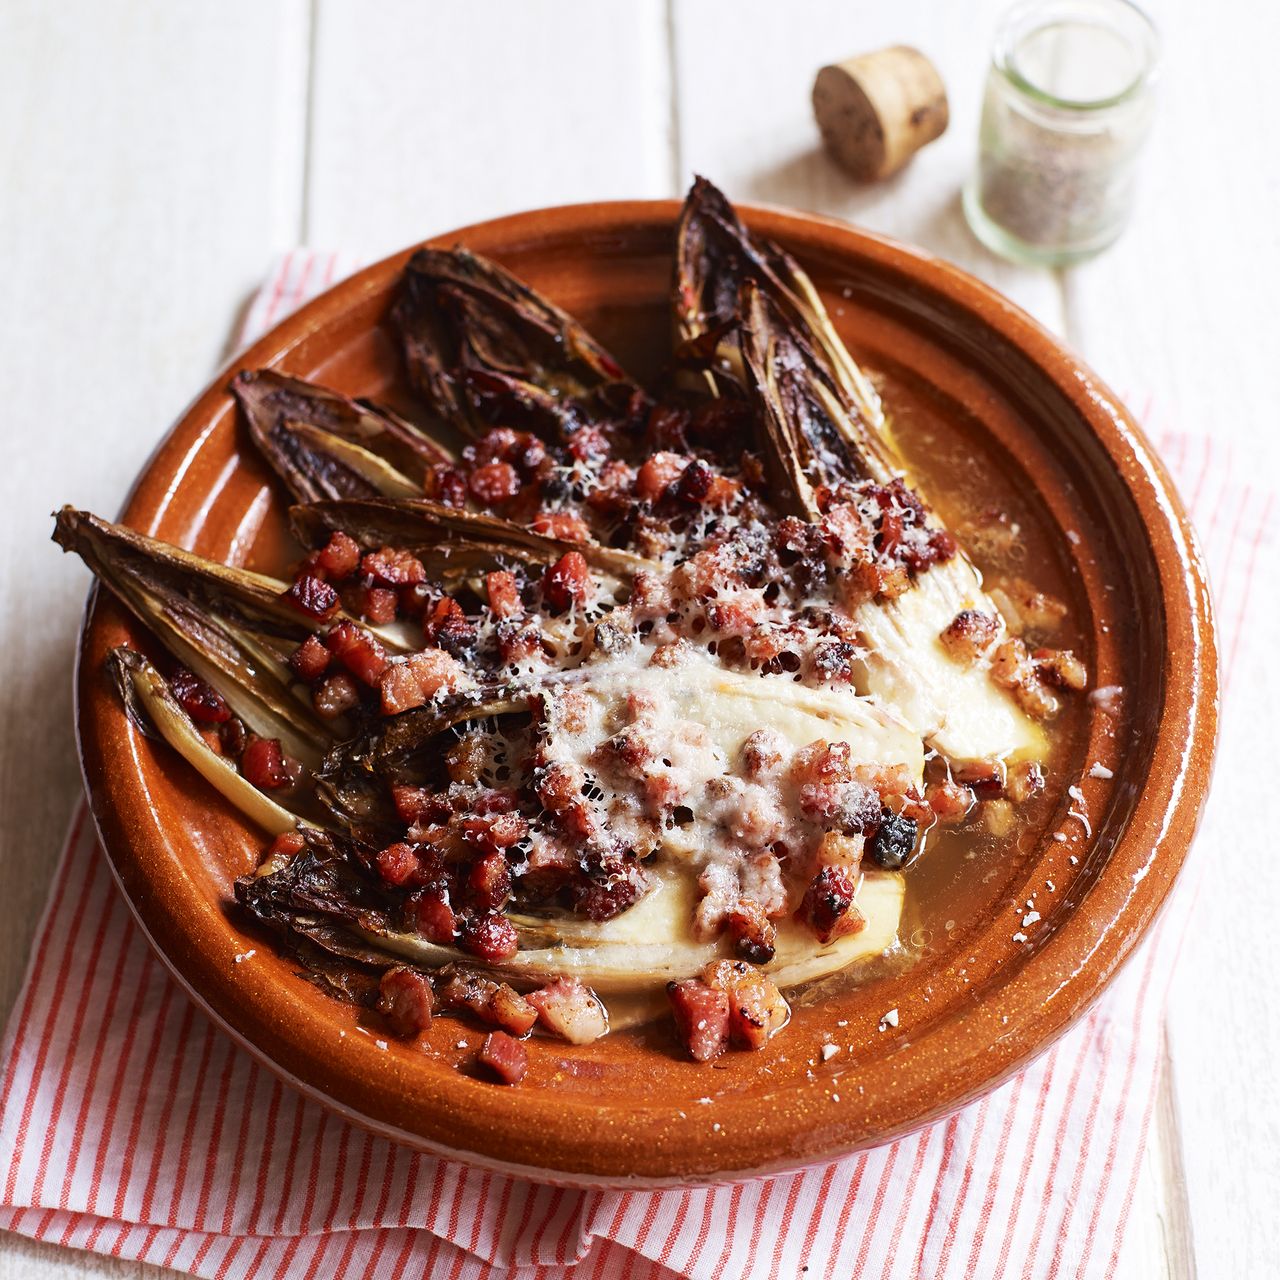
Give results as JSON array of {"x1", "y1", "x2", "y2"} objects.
[{"x1": 1, "y1": 0, "x2": 1274, "y2": 1275}]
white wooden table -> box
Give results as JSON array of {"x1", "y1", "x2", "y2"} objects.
[{"x1": 2, "y1": 2, "x2": 1275, "y2": 1275}]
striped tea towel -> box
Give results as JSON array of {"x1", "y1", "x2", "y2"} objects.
[{"x1": 1, "y1": 252, "x2": 1273, "y2": 1280}]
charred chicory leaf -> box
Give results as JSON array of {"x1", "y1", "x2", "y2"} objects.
[
  {"x1": 393, "y1": 246, "x2": 645, "y2": 440},
  {"x1": 231, "y1": 368, "x2": 454, "y2": 504},
  {"x1": 54, "y1": 508, "x2": 353, "y2": 763},
  {"x1": 674, "y1": 175, "x2": 893, "y2": 472}
]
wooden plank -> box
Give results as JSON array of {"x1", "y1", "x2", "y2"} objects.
[
  {"x1": 305, "y1": 0, "x2": 674, "y2": 254},
  {"x1": 0, "y1": 1, "x2": 309, "y2": 1273},
  {"x1": 669, "y1": 0, "x2": 1065, "y2": 330}
]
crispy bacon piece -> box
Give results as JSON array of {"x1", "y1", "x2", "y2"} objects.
[
  {"x1": 378, "y1": 966, "x2": 434, "y2": 1038},
  {"x1": 704, "y1": 960, "x2": 789, "y2": 1050},
  {"x1": 325, "y1": 621, "x2": 388, "y2": 686},
  {"x1": 527, "y1": 978, "x2": 608, "y2": 1044},
  {"x1": 289, "y1": 633, "x2": 331, "y2": 681},
  {"x1": 285, "y1": 574, "x2": 339, "y2": 619},
  {"x1": 635, "y1": 451, "x2": 686, "y2": 503},
  {"x1": 411, "y1": 888, "x2": 458, "y2": 943},
  {"x1": 667, "y1": 978, "x2": 730, "y2": 1062},
  {"x1": 469, "y1": 461, "x2": 521, "y2": 506},
  {"x1": 362, "y1": 546, "x2": 427, "y2": 587},
  {"x1": 169, "y1": 667, "x2": 231, "y2": 724},
  {"x1": 436, "y1": 969, "x2": 536, "y2": 1035},
  {"x1": 378, "y1": 648, "x2": 467, "y2": 714},
  {"x1": 477, "y1": 1031, "x2": 528, "y2": 1085},
  {"x1": 375, "y1": 841, "x2": 420, "y2": 887},
  {"x1": 725, "y1": 900, "x2": 777, "y2": 964},
  {"x1": 797, "y1": 866, "x2": 866, "y2": 942},
  {"x1": 312, "y1": 672, "x2": 360, "y2": 719},
  {"x1": 459, "y1": 913, "x2": 519, "y2": 963},
  {"x1": 531, "y1": 510, "x2": 591, "y2": 541},
  {"x1": 315, "y1": 530, "x2": 361, "y2": 579},
  {"x1": 241, "y1": 736, "x2": 297, "y2": 791},
  {"x1": 1033, "y1": 647, "x2": 1088, "y2": 690},
  {"x1": 541, "y1": 551, "x2": 591, "y2": 612},
  {"x1": 939, "y1": 609, "x2": 1000, "y2": 664},
  {"x1": 485, "y1": 570, "x2": 523, "y2": 619},
  {"x1": 357, "y1": 585, "x2": 398, "y2": 625},
  {"x1": 926, "y1": 779, "x2": 976, "y2": 824}
]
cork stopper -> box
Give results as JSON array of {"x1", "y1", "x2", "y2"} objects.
[{"x1": 812, "y1": 46, "x2": 949, "y2": 182}]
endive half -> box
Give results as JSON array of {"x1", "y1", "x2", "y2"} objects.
[{"x1": 678, "y1": 180, "x2": 1045, "y2": 765}]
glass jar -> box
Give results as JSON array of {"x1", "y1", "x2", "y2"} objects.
[{"x1": 963, "y1": 0, "x2": 1159, "y2": 266}]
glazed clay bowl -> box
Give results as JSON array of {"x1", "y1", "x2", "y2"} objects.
[{"x1": 75, "y1": 200, "x2": 1217, "y2": 1186}]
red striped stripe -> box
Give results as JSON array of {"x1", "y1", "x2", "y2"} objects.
[
  {"x1": 53, "y1": 893, "x2": 137, "y2": 1211},
  {"x1": 0, "y1": 806, "x2": 87, "y2": 1167},
  {"x1": 962, "y1": 1071, "x2": 1028, "y2": 1275},
  {"x1": 75, "y1": 947, "x2": 157, "y2": 1221},
  {"x1": 910, "y1": 1112, "x2": 963, "y2": 1277},
  {"x1": 848, "y1": 1143, "x2": 900, "y2": 1277},
  {"x1": 933, "y1": 1096, "x2": 992, "y2": 1274},
  {"x1": 160, "y1": 1018, "x2": 218, "y2": 1227},
  {"x1": 879, "y1": 1126, "x2": 941, "y2": 1279},
  {"x1": 29, "y1": 867, "x2": 119, "y2": 1203},
  {"x1": 3, "y1": 814, "x2": 99, "y2": 1202},
  {"x1": 1014, "y1": 1008, "x2": 1104, "y2": 1278}
]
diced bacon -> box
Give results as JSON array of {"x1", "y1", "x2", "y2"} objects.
[
  {"x1": 1033, "y1": 647, "x2": 1088, "y2": 690},
  {"x1": 527, "y1": 978, "x2": 608, "y2": 1045},
  {"x1": 410, "y1": 888, "x2": 457, "y2": 943},
  {"x1": 531, "y1": 510, "x2": 591, "y2": 541},
  {"x1": 362, "y1": 546, "x2": 427, "y2": 587},
  {"x1": 425, "y1": 464, "x2": 468, "y2": 508},
  {"x1": 485, "y1": 570, "x2": 523, "y2": 619},
  {"x1": 459, "y1": 913, "x2": 519, "y2": 963},
  {"x1": 519, "y1": 838, "x2": 577, "y2": 899},
  {"x1": 315, "y1": 530, "x2": 361, "y2": 579},
  {"x1": 378, "y1": 648, "x2": 466, "y2": 714},
  {"x1": 725, "y1": 900, "x2": 777, "y2": 964},
  {"x1": 541, "y1": 551, "x2": 591, "y2": 612},
  {"x1": 815, "y1": 830, "x2": 865, "y2": 871},
  {"x1": 927, "y1": 779, "x2": 976, "y2": 823},
  {"x1": 496, "y1": 620, "x2": 542, "y2": 666},
  {"x1": 377, "y1": 966, "x2": 433, "y2": 1038},
  {"x1": 693, "y1": 860, "x2": 739, "y2": 941},
  {"x1": 477, "y1": 1031, "x2": 527, "y2": 1085},
  {"x1": 703, "y1": 960, "x2": 789, "y2": 1050},
  {"x1": 169, "y1": 667, "x2": 231, "y2": 724},
  {"x1": 392, "y1": 784, "x2": 447, "y2": 825},
  {"x1": 289, "y1": 633, "x2": 331, "y2": 681},
  {"x1": 634, "y1": 451, "x2": 686, "y2": 503},
  {"x1": 325, "y1": 621, "x2": 389, "y2": 686},
  {"x1": 241, "y1": 736, "x2": 294, "y2": 791},
  {"x1": 436, "y1": 969, "x2": 536, "y2": 1034},
  {"x1": 376, "y1": 841, "x2": 420, "y2": 887},
  {"x1": 267, "y1": 830, "x2": 306, "y2": 859},
  {"x1": 462, "y1": 811, "x2": 530, "y2": 853},
  {"x1": 469, "y1": 461, "x2": 521, "y2": 506},
  {"x1": 465, "y1": 850, "x2": 512, "y2": 912},
  {"x1": 358, "y1": 585, "x2": 399, "y2": 625},
  {"x1": 939, "y1": 609, "x2": 1001, "y2": 664},
  {"x1": 312, "y1": 672, "x2": 360, "y2": 719},
  {"x1": 797, "y1": 866, "x2": 866, "y2": 943},
  {"x1": 285, "y1": 574, "x2": 339, "y2": 619},
  {"x1": 667, "y1": 978, "x2": 730, "y2": 1062},
  {"x1": 740, "y1": 729, "x2": 786, "y2": 780},
  {"x1": 422, "y1": 596, "x2": 476, "y2": 656},
  {"x1": 1005, "y1": 760, "x2": 1045, "y2": 804}
]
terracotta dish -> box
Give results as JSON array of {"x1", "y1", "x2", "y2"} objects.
[{"x1": 73, "y1": 200, "x2": 1217, "y2": 1186}]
